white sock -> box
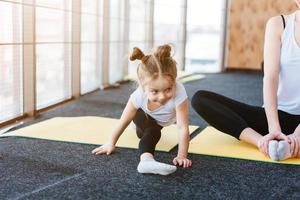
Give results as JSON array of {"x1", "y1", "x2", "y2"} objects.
[
  {"x1": 268, "y1": 140, "x2": 279, "y2": 161},
  {"x1": 277, "y1": 140, "x2": 291, "y2": 161},
  {"x1": 137, "y1": 157, "x2": 177, "y2": 175}
]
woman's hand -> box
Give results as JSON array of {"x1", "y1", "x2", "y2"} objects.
[
  {"x1": 287, "y1": 133, "x2": 300, "y2": 158},
  {"x1": 257, "y1": 131, "x2": 289, "y2": 156},
  {"x1": 173, "y1": 156, "x2": 192, "y2": 168},
  {"x1": 92, "y1": 143, "x2": 116, "y2": 155}
]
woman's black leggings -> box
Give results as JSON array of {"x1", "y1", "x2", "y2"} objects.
[
  {"x1": 133, "y1": 109, "x2": 163, "y2": 155},
  {"x1": 191, "y1": 90, "x2": 300, "y2": 139}
]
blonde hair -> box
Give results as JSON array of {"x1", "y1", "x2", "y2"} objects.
[{"x1": 129, "y1": 44, "x2": 177, "y2": 86}]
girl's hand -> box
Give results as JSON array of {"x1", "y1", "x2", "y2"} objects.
[
  {"x1": 173, "y1": 156, "x2": 192, "y2": 168},
  {"x1": 257, "y1": 131, "x2": 289, "y2": 156},
  {"x1": 92, "y1": 143, "x2": 116, "y2": 155}
]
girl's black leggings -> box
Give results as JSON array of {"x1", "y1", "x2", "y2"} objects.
[
  {"x1": 133, "y1": 109, "x2": 163, "y2": 155},
  {"x1": 191, "y1": 90, "x2": 300, "y2": 139}
]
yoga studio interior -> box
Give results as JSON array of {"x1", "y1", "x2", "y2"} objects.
[{"x1": 0, "y1": 0, "x2": 299, "y2": 199}]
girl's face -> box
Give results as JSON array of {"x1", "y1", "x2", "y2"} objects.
[
  {"x1": 295, "y1": 0, "x2": 300, "y2": 8},
  {"x1": 144, "y1": 75, "x2": 175, "y2": 106}
]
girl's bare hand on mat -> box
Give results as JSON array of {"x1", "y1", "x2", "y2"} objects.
[
  {"x1": 173, "y1": 156, "x2": 192, "y2": 168},
  {"x1": 258, "y1": 132, "x2": 288, "y2": 156},
  {"x1": 92, "y1": 144, "x2": 116, "y2": 155}
]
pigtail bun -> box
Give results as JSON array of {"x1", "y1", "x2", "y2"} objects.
[
  {"x1": 132, "y1": 44, "x2": 177, "y2": 84},
  {"x1": 130, "y1": 47, "x2": 145, "y2": 61},
  {"x1": 154, "y1": 44, "x2": 172, "y2": 60}
]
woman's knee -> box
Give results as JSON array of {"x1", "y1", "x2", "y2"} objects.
[{"x1": 191, "y1": 90, "x2": 212, "y2": 111}]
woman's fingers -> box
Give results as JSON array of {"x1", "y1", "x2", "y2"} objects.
[
  {"x1": 277, "y1": 133, "x2": 289, "y2": 141},
  {"x1": 259, "y1": 133, "x2": 287, "y2": 157},
  {"x1": 294, "y1": 138, "x2": 299, "y2": 157},
  {"x1": 292, "y1": 136, "x2": 299, "y2": 157},
  {"x1": 291, "y1": 136, "x2": 296, "y2": 157},
  {"x1": 290, "y1": 136, "x2": 296, "y2": 157},
  {"x1": 262, "y1": 139, "x2": 269, "y2": 156},
  {"x1": 295, "y1": 135, "x2": 300, "y2": 158},
  {"x1": 297, "y1": 142, "x2": 300, "y2": 158},
  {"x1": 257, "y1": 139, "x2": 265, "y2": 155}
]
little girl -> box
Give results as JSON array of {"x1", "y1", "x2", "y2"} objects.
[{"x1": 92, "y1": 44, "x2": 192, "y2": 175}]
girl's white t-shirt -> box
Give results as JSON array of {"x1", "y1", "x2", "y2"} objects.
[
  {"x1": 129, "y1": 81, "x2": 188, "y2": 127},
  {"x1": 277, "y1": 13, "x2": 300, "y2": 115}
]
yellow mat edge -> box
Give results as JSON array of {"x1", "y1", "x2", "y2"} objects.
[
  {"x1": 0, "y1": 117, "x2": 199, "y2": 152},
  {"x1": 188, "y1": 126, "x2": 300, "y2": 165},
  {"x1": 188, "y1": 149, "x2": 300, "y2": 165},
  {"x1": 179, "y1": 74, "x2": 205, "y2": 83}
]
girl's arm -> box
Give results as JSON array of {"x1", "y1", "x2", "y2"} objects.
[
  {"x1": 92, "y1": 100, "x2": 138, "y2": 155},
  {"x1": 263, "y1": 16, "x2": 283, "y2": 133},
  {"x1": 107, "y1": 100, "x2": 138, "y2": 146},
  {"x1": 173, "y1": 99, "x2": 192, "y2": 168}
]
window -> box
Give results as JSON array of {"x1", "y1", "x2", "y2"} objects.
[
  {"x1": 35, "y1": 1, "x2": 72, "y2": 109},
  {"x1": 128, "y1": 0, "x2": 152, "y2": 75},
  {"x1": 108, "y1": 0, "x2": 126, "y2": 84},
  {"x1": 185, "y1": 0, "x2": 224, "y2": 73},
  {"x1": 0, "y1": 1, "x2": 23, "y2": 123},
  {"x1": 154, "y1": 0, "x2": 185, "y2": 70},
  {"x1": 80, "y1": 0, "x2": 103, "y2": 94}
]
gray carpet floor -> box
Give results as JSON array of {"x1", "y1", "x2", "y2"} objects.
[{"x1": 1, "y1": 71, "x2": 300, "y2": 200}]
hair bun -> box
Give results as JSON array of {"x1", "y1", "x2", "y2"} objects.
[
  {"x1": 130, "y1": 47, "x2": 145, "y2": 61},
  {"x1": 154, "y1": 44, "x2": 172, "y2": 59}
]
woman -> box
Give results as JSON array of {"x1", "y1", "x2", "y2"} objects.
[{"x1": 191, "y1": 1, "x2": 300, "y2": 161}]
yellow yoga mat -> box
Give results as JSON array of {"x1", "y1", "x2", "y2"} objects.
[
  {"x1": 1, "y1": 117, "x2": 198, "y2": 152},
  {"x1": 179, "y1": 74, "x2": 205, "y2": 83},
  {"x1": 189, "y1": 126, "x2": 300, "y2": 165}
]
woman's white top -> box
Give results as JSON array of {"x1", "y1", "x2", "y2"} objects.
[
  {"x1": 278, "y1": 13, "x2": 300, "y2": 115},
  {"x1": 130, "y1": 81, "x2": 188, "y2": 127}
]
